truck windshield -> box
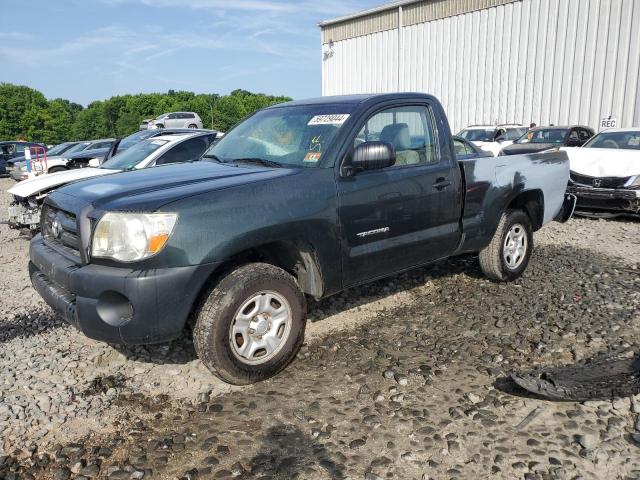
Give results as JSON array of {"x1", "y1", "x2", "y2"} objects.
[
  {"x1": 64, "y1": 142, "x2": 92, "y2": 155},
  {"x1": 203, "y1": 105, "x2": 354, "y2": 168},
  {"x1": 100, "y1": 139, "x2": 169, "y2": 170},
  {"x1": 583, "y1": 131, "x2": 640, "y2": 150},
  {"x1": 46, "y1": 143, "x2": 75, "y2": 156},
  {"x1": 458, "y1": 129, "x2": 495, "y2": 142},
  {"x1": 515, "y1": 128, "x2": 569, "y2": 144}
]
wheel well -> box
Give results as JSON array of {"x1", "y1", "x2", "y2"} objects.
[
  {"x1": 203, "y1": 241, "x2": 324, "y2": 300},
  {"x1": 508, "y1": 190, "x2": 544, "y2": 231}
]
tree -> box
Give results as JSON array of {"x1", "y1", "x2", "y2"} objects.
[{"x1": 0, "y1": 82, "x2": 291, "y2": 143}]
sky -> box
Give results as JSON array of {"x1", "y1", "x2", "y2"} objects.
[{"x1": 0, "y1": 0, "x2": 382, "y2": 105}]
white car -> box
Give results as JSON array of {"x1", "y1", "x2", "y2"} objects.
[
  {"x1": 149, "y1": 112, "x2": 203, "y2": 130},
  {"x1": 457, "y1": 125, "x2": 529, "y2": 156},
  {"x1": 7, "y1": 132, "x2": 217, "y2": 232},
  {"x1": 565, "y1": 128, "x2": 640, "y2": 218}
]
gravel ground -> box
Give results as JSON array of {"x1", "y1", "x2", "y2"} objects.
[{"x1": 1, "y1": 176, "x2": 640, "y2": 479}]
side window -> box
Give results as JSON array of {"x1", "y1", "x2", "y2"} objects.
[
  {"x1": 91, "y1": 141, "x2": 112, "y2": 149},
  {"x1": 579, "y1": 129, "x2": 592, "y2": 141},
  {"x1": 354, "y1": 105, "x2": 438, "y2": 167},
  {"x1": 167, "y1": 113, "x2": 177, "y2": 119},
  {"x1": 15, "y1": 144, "x2": 26, "y2": 153},
  {"x1": 453, "y1": 139, "x2": 468, "y2": 156},
  {"x1": 156, "y1": 137, "x2": 209, "y2": 165},
  {"x1": 185, "y1": 113, "x2": 195, "y2": 119},
  {"x1": 2, "y1": 144, "x2": 15, "y2": 155},
  {"x1": 568, "y1": 129, "x2": 580, "y2": 142}
]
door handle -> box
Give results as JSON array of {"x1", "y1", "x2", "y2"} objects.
[{"x1": 432, "y1": 178, "x2": 452, "y2": 190}]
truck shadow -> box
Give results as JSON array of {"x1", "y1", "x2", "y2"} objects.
[
  {"x1": 105, "y1": 241, "x2": 637, "y2": 367},
  {"x1": 113, "y1": 254, "x2": 481, "y2": 365},
  {"x1": 0, "y1": 307, "x2": 65, "y2": 344},
  {"x1": 246, "y1": 424, "x2": 346, "y2": 479},
  {"x1": 308, "y1": 253, "x2": 481, "y2": 323}
]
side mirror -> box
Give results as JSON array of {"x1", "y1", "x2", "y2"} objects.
[{"x1": 343, "y1": 141, "x2": 395, "y2": 176}]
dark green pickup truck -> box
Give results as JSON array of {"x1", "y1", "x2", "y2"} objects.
[{"x1": 29, "y1": 93, "x2": 575, "y2": 384}]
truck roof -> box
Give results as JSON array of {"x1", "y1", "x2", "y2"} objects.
[{"x1": 271, "y1": 92, "x2": 439, "y2": 108}]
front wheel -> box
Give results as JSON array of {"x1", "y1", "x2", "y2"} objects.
[
  {"x1": 193, "y1": 263, "x2": 307, "y2": 385},
  {"x1": 479, "y1": 209, "x2": 533, "y2": 282}
]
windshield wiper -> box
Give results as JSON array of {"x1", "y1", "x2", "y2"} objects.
[
  {"x1": 202, "y1": 153, "x2": 224, "y2": 163},
  {"x1": 231, "y1": 157, "x2": 283, "y2": 168}
]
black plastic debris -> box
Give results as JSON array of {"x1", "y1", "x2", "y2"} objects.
[{"x1": 510, "y1": 349, "x2": 640, "y2": 401}]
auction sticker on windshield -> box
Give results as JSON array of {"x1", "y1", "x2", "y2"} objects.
[{"x1": 308, "y1": 114, "x2": 350, "y2": 126}]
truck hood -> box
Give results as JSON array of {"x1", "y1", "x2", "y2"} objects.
[
  {"x1": 501, "y1": 143, "x2": 558, "y2": 155},
  {"x1": 561, "y1": 147, "x2": 640, "y2": 177},
  {"x1": 51, "y1": 161, "x2": 296, "y2": 212},
  {"x1": 8, "y1": 168, "x2": 118, "y2": 199}
]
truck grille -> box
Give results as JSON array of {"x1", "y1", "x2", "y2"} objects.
[
  {"x1": 41, "y1": 204, "x2": 81, "y2": 257},
  {"x1": 571, "y1": 173, "x2": 632, "y2": 189}
]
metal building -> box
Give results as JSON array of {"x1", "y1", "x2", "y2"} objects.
[{"x1": 319, "y1": 0, "x2": 640, "y2": 133}]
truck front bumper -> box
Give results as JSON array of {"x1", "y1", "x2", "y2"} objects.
[
  {"x1": 7, "y1": 203, "x2": 41, "y2": 230},
  {"x1": 567, "y1": 185, "x2": 640, "y2": 218},
  {"x1": 29, "y1": 235, "x2": 220, "y2": 345}
]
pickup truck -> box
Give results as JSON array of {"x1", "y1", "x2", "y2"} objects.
[{"x1": 29, "y1": 93, "x2": 574, "y2": 385}]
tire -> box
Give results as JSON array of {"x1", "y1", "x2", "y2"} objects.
[
  {"x1": 187, "y1": 124, "x2": 197, "y2": 129},
  {"x1": 479, "y1": 209, "x2": 533, "y2": 282},
  {"x1": 48, "y1": 166, "x2": 67, "y2": 174},
  {"x1": 156, "y1": 124, "x2": 164, "y2": 129},
  {"x1": 194, "y1": 263, "x2": 307, "y2": 385}
]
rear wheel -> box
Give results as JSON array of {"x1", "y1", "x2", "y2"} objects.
[
  {"x1": 47, "y1": 166, "x2": 67, "y2": 174},
  {"x1": 188, "y1": 124, "x2": 197, "y2": 129},
  {"x1": 479, "y1": 209, "x2": 533, "y2": 281},
  {"x1": 194, "y1": 263, "x2": 306, "y2": 385}
]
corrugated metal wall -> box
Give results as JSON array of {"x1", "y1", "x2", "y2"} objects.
[{"x1": 321, "y1": 0, "x2": 640, "y2": 132}]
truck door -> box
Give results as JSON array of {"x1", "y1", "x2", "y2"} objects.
[{"x1": 337, "y1": 103, "x2": 462, "y2": 286}]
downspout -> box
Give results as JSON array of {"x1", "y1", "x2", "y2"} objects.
[{"x1": 398, "y1": 5, "x2": 404, "y2": 92}]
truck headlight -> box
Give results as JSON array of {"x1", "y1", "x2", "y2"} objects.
[
  {"x1": 91, "y1": 212, "x2": 178, "y2": 262},
  {"x1": 626, "y1": 175, "x2": 640, "y2": 188}
]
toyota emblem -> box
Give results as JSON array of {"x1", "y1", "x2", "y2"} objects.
[
  {"x1": 592, "y1": 179, "x2": 602, "y2": 188},
  {"x1": 51, "y1": 218, "x2": 62, "y2": 238}
]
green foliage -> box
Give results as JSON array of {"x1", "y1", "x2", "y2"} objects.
[{"x1": 0, "y1": 83, "x2": 291, "y2": 143}]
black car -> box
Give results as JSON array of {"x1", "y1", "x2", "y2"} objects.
[
  {"x1": 0, "y1": 141, "x2": 46, "y2": 176},
  {"x1": 499, "y1": 126, "x2": 594, "y2": 156}
]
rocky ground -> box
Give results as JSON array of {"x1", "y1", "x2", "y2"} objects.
[{"x1": 1, "y1": 176, "x2": 639, "y2": 479}]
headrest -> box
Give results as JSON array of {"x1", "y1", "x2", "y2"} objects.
[{"x1": 380, "y1": 123, "x2": 412, "y2": 150}]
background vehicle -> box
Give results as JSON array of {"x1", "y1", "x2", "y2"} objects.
[
  {"x1": 11, "y1": 139, "x2": 114, "y2": 179},
  {"x1": 453, "y1": 136, "x2": 495, "y2": 160},
  {"x1": 28, "y1": 93, "x2": 573, "y2": 385},
  {"x1": 565, "y1": 128, "x2": 640, "y2": 218},
  {"x1": 149, "y1": 112, "x2": 203, "y2": 130},
  {"x1": 139, "y1": 119, "x2": 153, "y2": 130},
  {"x1": 499, "y1": 126, "x2": 594, "y2": 156},
  {"x1": 1, "y1": 141, "x2": 46, "y2": 176},
  {"x1": 6, "y1": 141, "x2": 82, "y2": 175},
  {"x1": 101, "y1": 128, "x2": 219, "y2": 163},
  {"x1": 457, "y1": 125, "x2": 527, "y2": 156},
  {"x1": 8, "y1": 132, "x2": 217, "y2": 232}
]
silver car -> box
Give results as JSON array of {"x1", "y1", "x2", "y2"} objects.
[{"x1": 149, "y1": 112, "x2": 203, "y2": 130}]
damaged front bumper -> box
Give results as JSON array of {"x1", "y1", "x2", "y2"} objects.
[
  {"x1": 7, "y1": 201, "x2": 42, "y2": 231},
  {"x1": 567, "y1": 185, "x2": 640, "y2": 218}
]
